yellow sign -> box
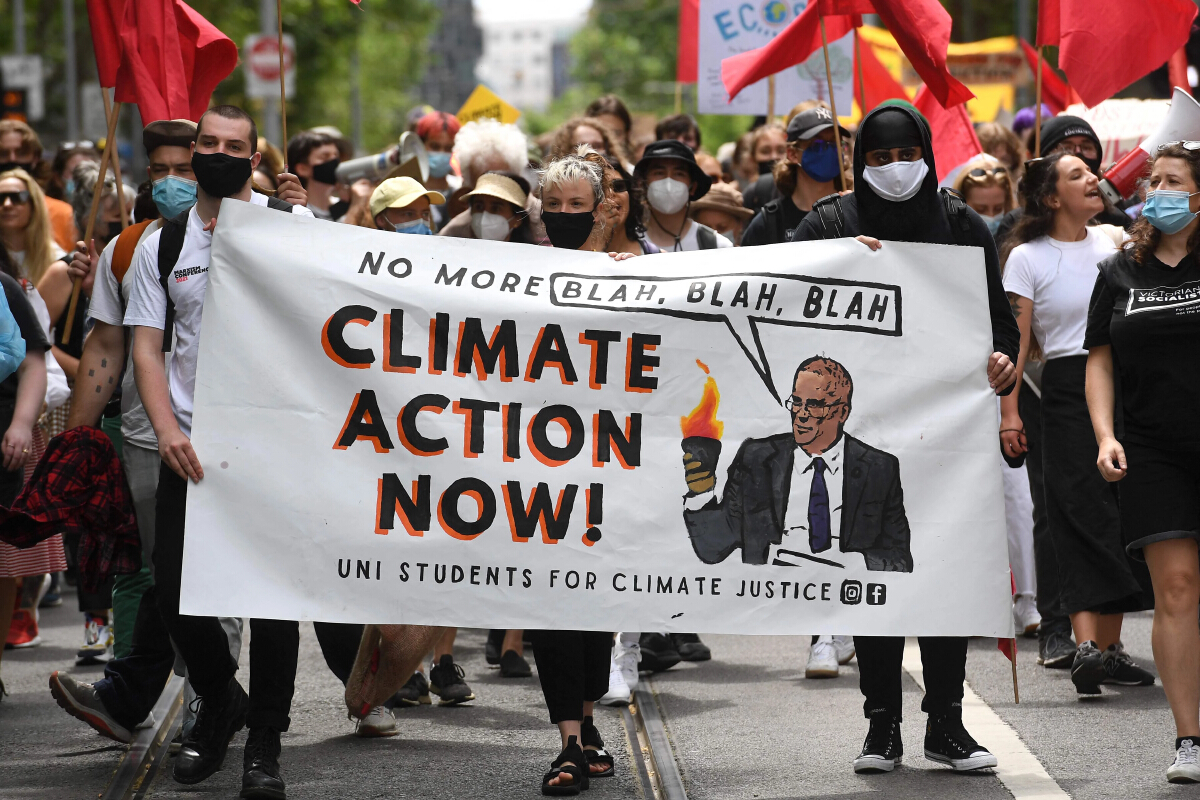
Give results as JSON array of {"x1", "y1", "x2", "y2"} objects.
[{"x1": 456, "y1": 85, "x2": 521, "y2": 125}]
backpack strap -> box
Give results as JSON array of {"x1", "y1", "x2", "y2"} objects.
[
  {"x1": 695, "y1": 224, "x2": 718, "y2": 250},
  {"x1": 157, "y1": 211, "x2": 189, "y2": 352},
  {"x1": 761, "y1": 199, "x2": 788, "y2": 244},
  {"x1": 812, "y1": 193, "x2": 846, "y2": 240},
  {"x1": 939, "y1": 187, "x2": 973, "y2": 245},
  {"x1": 111, "y1": 219, "x2": 153, "y2": 284},
  {"x1": 266, "y1": 196, "x2": 295, "y2": 213}
]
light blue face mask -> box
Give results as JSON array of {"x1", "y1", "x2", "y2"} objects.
[
  {"x1": 979, "y1": 213, "x2": 1002, "y2": 235},
  {"x1": 428, "y1": 152, "x2": 452, "y2": 179},
  {"x1": 152, "y1": 175, "x2": 198, "y2": 219},
  {"x1": 393, "y1": 218, "x2": 432, "y2": 235},
  {"x1": 1142, "y1": 189, "x2": 1200, "y2": 234},
  {"x1": 64, "y1": 178, "x2": 76, "y2": 199}
]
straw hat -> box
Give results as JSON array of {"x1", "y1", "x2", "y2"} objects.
[{"x1": 689, "y1": 182, "x2": 753, "y2": 220}]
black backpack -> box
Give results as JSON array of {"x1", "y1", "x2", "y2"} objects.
[
  {"x1": 759, "y1": 198, "x2": 793, "y2": 245},
  {"x1": 810, "y1": 188, "x2": 974, "y2": 245},
  {"x1": 158, "y1": 196, "x2": 294, "y2": 351},
  {"x1": 695, "y1": 223, "x2": 719, "y2": 250}
]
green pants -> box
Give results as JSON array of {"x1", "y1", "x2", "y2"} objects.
[{"x1": 101, "y1": 418, "x2": 152, "y2": 659}]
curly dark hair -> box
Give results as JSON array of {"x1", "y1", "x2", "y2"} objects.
[
  {"x1": 606, "y1": 156, "x2": 647, "y2": 241},
  {"x1": 1000, "y1": 151, "x2": 1071, "y2": 266},
  {"x1": 1124, "y1": 142, "x2": 1200, "y2": 265}
]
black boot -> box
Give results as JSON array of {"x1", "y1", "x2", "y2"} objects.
[
  {"x1": 241, "y1": 726, "x2": 286, "y2": 799},
  {"x1": 853, "y1": 710, "x2": 903, "y2": 773},
  {"x1": 173, "y1": 676, "x2": 248, "y2": 785}
]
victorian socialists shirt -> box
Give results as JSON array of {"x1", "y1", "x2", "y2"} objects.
[{"x1": 124, "y1": 193, "x2": 313, "y2": 438}]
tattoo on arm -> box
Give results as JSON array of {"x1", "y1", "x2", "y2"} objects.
[{"x1": 1006, "y1": 292, "x2": 1027, "y2": 318}]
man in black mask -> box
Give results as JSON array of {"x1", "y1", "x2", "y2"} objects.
[{"x1": 792, "y1": 104, "x2": 1020, "y2": 776}]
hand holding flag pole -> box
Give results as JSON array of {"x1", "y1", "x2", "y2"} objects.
[{"x1": 277, "y1": 0, "x2": 289, "y2": 170}]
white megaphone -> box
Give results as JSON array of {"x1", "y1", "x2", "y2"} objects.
[
  {"x1": 397, "y1": 131, "x2": 430, "y2": 184},
  {"x1": 335, "y1": 146, "x2": 400, "y2": 185},
  {"x1": 1099, "y1": 87, "x2": 1200, "y2": 205}
]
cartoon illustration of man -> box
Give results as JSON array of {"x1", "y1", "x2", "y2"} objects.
[{"x1": 682, "y1": 356, "x2": 912, "y2": 571}]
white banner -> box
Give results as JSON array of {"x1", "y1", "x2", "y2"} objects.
[
  {"x1": 180, "y1": 201, "x2": 1013, "y2": 637},
  {"x1": 698, "y1": 0, "x2": 854, "y2": 116}
]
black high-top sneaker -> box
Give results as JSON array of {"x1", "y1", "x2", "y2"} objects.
[
  {"x1": 924, "y1": 707, "x2": 997, "y2": 771},
  {"x1": 853, "y1": 710, "x2": 903, "y2": 773}
]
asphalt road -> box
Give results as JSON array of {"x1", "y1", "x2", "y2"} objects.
[{"x1": 0, "y1": 594, "x2": 1183, "y2": 799}]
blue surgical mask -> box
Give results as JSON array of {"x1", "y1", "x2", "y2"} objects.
[
  {"x1": 152, "y1": 175, "x2": 198, "y2": 219},
  {"x1": 979, "y1": 213, "x2": 1002, "y2": 235},
  {"x1": 800, "y1": 140, "x2": 841, "y2": 183},
  {"x1": 1142, "y1": 189, "x2": 1200, "y2": 234},
  {"x1": 64, "y1": 178, "x2": 76, "y2": 199},
  {"x1": 393, "y1": 218, "x2": 432, "y2": 235},
  {"x1": 428, "y1": 152, "x2": 452, "y2": 179}
]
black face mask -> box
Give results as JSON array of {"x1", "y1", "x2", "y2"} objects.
[
  {"x1": 542, "y1": 211, "x2": 596, "y2": 250},
  {"x1": 311, "y1": 159, "x2": 340, "y2": 185},
  {"x1": 757, "y1": 159, "x2": 775, "y2": 175},
  {"x1": 0, "y1": 160, "x2": 33, "y2": 174},
  {"x1": 191, "y1": 151, "x2": 253, "y2": 198},
  {"x1": 100, "y1": 221, "x2": 123, "y2": 245},
  {"x1": 329, "y1": 199, "x2": 350, "y2": 220}
]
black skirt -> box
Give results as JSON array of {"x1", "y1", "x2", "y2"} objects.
[{"x1": 1041, "y1": 356, "x2": 1150, "y2": 614}]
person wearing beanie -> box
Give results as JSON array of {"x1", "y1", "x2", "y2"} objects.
[{"x1": 791, "y1": 104, "x2": 1019, "y2": 777}]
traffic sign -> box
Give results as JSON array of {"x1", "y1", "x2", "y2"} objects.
[
  {"x1": 0, "y1": 56, "x2": 43, "y2": 121},
  {"x1": 243, "y1": 34, "x2": 296, "y2": 100}
]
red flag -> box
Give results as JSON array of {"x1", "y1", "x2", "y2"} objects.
[
  {"x1": 1036, "y1": 0, "x2": 1060, "y2": 47},
  {"x1": 1056, "y1": 0, "x2": 1197, "y2": 107},
  {"x1": 1018, "y1": 38, "x2": 1081, "y2": 114},
  {"x1": 819, "y1": 0, "x2": 875, "y2": 13},
  {"x1": 86, "y1": 0, "x2": 126, "y2": 87},
  {"x1": 677, "y1": 0, "x2": 699, "y2": 83},
  {"x1": 721, "y1": 3, "x2": 858, "y2": 101},
  {"x1": 854, "y1": 29, "x2": 908, "y2": 113},
  {"x1": 913, "y1": 85, "x2": 982, "y2": 182},
  {"x1": 114, "y1": 0, "x2": 238, "y2": 123},
  {"x1": 870, "y1": 0, "x2": 973, "y2": 108}
]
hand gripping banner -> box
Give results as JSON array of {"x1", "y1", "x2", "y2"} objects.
[{"x1": 180, "y1": 201, "x2": 1013, "y2": 637}]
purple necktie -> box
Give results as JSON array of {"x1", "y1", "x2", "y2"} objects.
[{"x1": 808, "y1": 457, "x2": 831, "y2": 553}]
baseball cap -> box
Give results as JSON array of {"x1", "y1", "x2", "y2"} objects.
[
  {"x1": 369, "y1": 177, "x2": 445, "y2": 218},
  {"x1": 787, "y1": 107, "x2": 850, "y2": 142}
]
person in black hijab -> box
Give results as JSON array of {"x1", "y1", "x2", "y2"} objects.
[{"x1": 792, "y1": 104, "x2": 1019, "y2": 776}]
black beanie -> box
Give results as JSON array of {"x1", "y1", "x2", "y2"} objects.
[{"x1": 1038, "y1": 115, "x2": 1103, "y2": 163}]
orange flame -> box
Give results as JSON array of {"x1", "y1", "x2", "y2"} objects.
[{"x1": 681, "y1": 361, "x2": 723, "y2": 439}]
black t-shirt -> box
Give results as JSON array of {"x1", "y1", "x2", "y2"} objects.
[
  {"x1": 0, "y1": 271, "x2": 49, "y2": 405},
  {"x1": 1085, "y1": 249, "x2": 1200, "y2": 450},
  {"x1": 742, "y1": 196, "x2": 807, "y2": 247}
]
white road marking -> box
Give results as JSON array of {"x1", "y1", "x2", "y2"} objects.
[{"x1": 903, "y1": 638, "x2": 1071, "y2": 799}]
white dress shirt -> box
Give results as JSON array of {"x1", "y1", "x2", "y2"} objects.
[{"x1": 772, "y1": 436, "x2": 845, "y2": 567}]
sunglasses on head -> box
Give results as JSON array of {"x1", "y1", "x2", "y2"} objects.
[
  {"x1": 965, "y1": 166, "x2": 1008, "y2": 178},
  {"x1": 58, "y1": 140, "x2": 95, "y2": 152},
  {"x1": 0, "y1": 190, "x2": 30, "y2": 205},
  {"x1": 1158, "y1": 141, "x2": 1200, "y2": 152}
]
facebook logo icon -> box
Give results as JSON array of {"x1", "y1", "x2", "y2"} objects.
[{"x1": 866, "y1": 583, "x2": 887, "y2": 606}]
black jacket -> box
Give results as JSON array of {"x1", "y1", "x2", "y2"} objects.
[{"x1": 683, "y1": 432, "x2": 913, "y2": 572}]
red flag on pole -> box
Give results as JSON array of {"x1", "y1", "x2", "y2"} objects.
[
  {"x1": 677, "y1": 0, "x2": 699, "y2": 83},
  {"x1": 869, "y1": 0, "x2": 973, "y2": 108},
  {"x1": 1018, "y1": 39, "x2": 1081, "y2": 113},
  {"x1": 721, "y1": 3, "x2": 858, "y2": 101},
  {"x1": 1036, "y1": 0, "x2": 1060, "y2": 48},
  {"x1": 1048, "y1": 0, "x2": 1197, "y2": 107},
  {"x1": 913, "y1": 85, "x2": 982, "y2": 182},
  {"x1": 114, "y1": 0, "x2": 238, "y2": 123},
  {"x1": 86, "y1": 0, "x2": 126, "y2": 87},
  {"x1": 854, "y1": 29, "x2": 908, "y2": 113}
]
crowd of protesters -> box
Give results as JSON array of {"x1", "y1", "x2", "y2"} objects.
[{"x1": 0, "y1": 81, "x2": 1196, "y2": 794}]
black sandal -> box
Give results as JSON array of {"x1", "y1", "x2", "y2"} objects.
[
  {"x1": 542, "y1": 735, "x2": 588, "y2": 796},
  {"x1": 582, "y1": 716, "x2": 616, "y2": 778}
]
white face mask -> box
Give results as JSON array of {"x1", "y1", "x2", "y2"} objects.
[
  {"x1": 862, "y1": 159, "x2": 930, "y2": 202},
  {"x1": 646, "y1": 177, "x2": 690, "y2": 214},
  {"x1": 471, "y1": 210, "x2": 512, "y2": 241}
]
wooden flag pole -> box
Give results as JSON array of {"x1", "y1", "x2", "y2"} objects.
[
  {"x1": 674, "y1": 81, "x2": 683, "y2": 115},
  {"x1": 62, "y1": 100, "x2": 121, "y2": 342},
  {"x1": 101, "y1": 88, "x2": 129, "y2": 230},
  {"x1": 1034, "y1": 46, "x2": 1044, "y2": 157},
  {"x1": 820, "y1": 15, "x2": 849, "y2": 189},
  {"x1": 855, "y1": 30, "x2": 867, "y2": 117},
  {"x1": 1011, "y1": 638, "x2": 1020, "y2": 704},
  {"x1": 767, "y1": 74, "x2": 776, "y2": 121},
  {"x1": 277, "y1": 0, "x2": 289, "y2": 169}
]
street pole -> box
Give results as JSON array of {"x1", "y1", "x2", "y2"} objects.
[
  {"x1": 350, "y1": 14, "x2": 363, "y2": 156},
  {"x1": 259, "y1": 0, "x2": 282, "y2": 148},
  {"x1": 13, "y1": 0, "x2": 24, "y2": 55},
  {"x1": 64, "y1": 0, "x2": 80, "y2": 141}
]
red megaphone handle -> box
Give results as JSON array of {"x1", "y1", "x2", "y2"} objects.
[{"x1": 1102, "y1": 146, "x2": 1152, "y2": 201}]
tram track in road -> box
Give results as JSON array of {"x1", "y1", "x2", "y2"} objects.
[
  {"x1": 624, "y1": 676, "x2": 690, "y2": 800},
  {"x1": 99, "y1": 676, "x2": 184, "y2": 800}
]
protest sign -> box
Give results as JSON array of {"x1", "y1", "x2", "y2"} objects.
[
  {"x1": 456, "y1": 84, "x2": 521, "y2": 125},
  {"x1": 180, "y1": 201, "x2": 1013, "y2": 638},
  {"x1": 698, "y1": 0, "x2": 853, "y2": 116}
]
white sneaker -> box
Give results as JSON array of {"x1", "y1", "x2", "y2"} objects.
[
  {"x1": 1169, "y1": 738, "x2": 1200, "y2": 783},
  {"x1": 618, "y1": 642, "x2": 640, "y2": 693},
  {"x1": 806, "y1": 637, "x2": 839, "y2": 678},
  {"x1": 1013, "y1": 594, "x2": 1041, "y2": 637},
  {"x1": 599, "y1": 656, "x2": 631, "y2": 706},
  {"x1": 76, "y1": 616, "x2": 113, "y2": 665},
  {"x1": 355, "y1": 705, "x2": 399, "y2": 738},
  {"x1": 833, "y1": 635, "x2": 855, "y2": 665}
]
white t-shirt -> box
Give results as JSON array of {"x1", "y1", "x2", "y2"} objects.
[
  {"x1": 663, "y1": 221, "x2": 735, "y2": 253},
  {"x1": 89, "y1": 220, "x2": 164, "y2": 450},
  {"x1": 124, "y1": 193, "x2": 312, "y2": 437},
  {"x1": 1003, "y1": 228, "x2": 1116, "y2": 361}
]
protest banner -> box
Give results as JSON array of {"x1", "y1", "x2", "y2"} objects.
[
  {"x1": 456, "y1": 84, "x2": 521, "y2": 125},
  {"x1": 180, "y1": 201, "x2": 1013, "y2": 638}
]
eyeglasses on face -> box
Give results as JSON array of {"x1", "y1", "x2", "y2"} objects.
[
  {"x1": 784, "y1": 396, "x2": 843, "y2": 418},
  {"x1": 0, "y1": 190, "x2": 30, "y2": 206},
  {"x1": 1055, "y1": 141, "x2": 1099, "y2": 159}
]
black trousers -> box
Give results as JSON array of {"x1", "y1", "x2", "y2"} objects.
[
  {"x1": 855, "y1": 636, "x2": 967, "y2": 720},
  {"x1": 1020, "y1": 388, "x2": 1069, "y2": 633},
  {"x1": 528, "y1": 630, "x2": 612, "y2": 724}
]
